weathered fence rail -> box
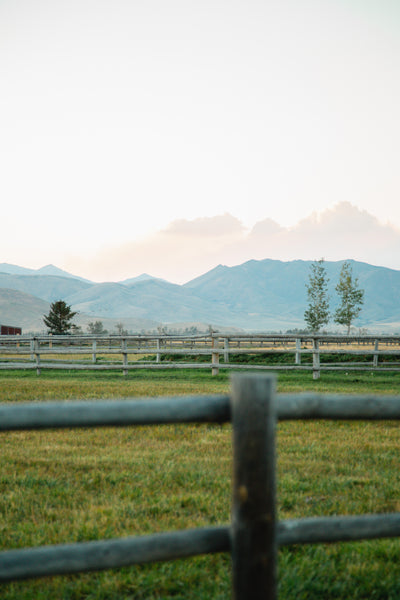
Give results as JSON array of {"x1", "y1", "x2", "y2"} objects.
[
  {"x1": 1, "y1": 374, "x2": 400, "y2": 598},
  {"x1": 1, "y1": 333, "x2": 400, "y2": 378}
]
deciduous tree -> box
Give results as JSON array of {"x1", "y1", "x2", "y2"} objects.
[
  {"x1": 115, "y1": 322, "x2": 128, "y2": 335},
  {"x1": 334, "y1": 261, "x2": 364, "y2": 334},
  {"x1": 87, "y1": 321, "x2": 108, "y2": 335},
  {"x1": 304, "y1": 259, "x2": 330, "y2": 332}
]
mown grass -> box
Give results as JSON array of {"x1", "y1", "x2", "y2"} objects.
[{"x1": 1, "y1": 369, "x2": 400, "y2": 599}]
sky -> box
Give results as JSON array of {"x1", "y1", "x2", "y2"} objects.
[{"x1": 1, "y1": 0, "x2": 400, "y2": 283}]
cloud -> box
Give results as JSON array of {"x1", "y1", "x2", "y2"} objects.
[
  {"x1": 245, "y1": 202, "x2": 400, "y2": 268},
  {"x1": 162, "y1": 214, "x2": 245, "y2": 237},
  {"x1": 245, "y1": 202, "x2": 400, "y2": 266},
  {"x1": 294, "y1": 202, "x2": 382, "y2": 236},
  {"x1": 250, "y1": 218, "x2": 283, "y2": 237},
  {"x1": 65, "y1": 203, "x2": 400, "y2": 283}
]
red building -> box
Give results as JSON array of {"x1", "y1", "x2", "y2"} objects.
[{"x1": 0, "y1": 325, "x2": 22, "y2": 335}]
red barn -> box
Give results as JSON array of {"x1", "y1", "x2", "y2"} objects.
[{"x1": 0, "y1": 325, "x2": 22, "y2": 335}]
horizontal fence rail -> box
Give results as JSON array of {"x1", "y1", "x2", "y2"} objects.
[
  {"x1": 0, "y1": 528, "x2": 231, "y2": 583},
  {"x1": 1, "y1": 333, "x2": 400, "y2": 378},
  {"x1": 2, "y1": 393, "x2": 400, "y2": 431},
  {"x1": 0, "y1": 395, "x2": 231, "y2": 430},
  {"x1": 4, "y1": 514, "x2": 400, "y2": 584},
  {"x1": 1, "y1": 374, "x2": 400, "y2": 598}
]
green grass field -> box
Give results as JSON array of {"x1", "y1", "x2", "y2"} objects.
[{"x1": 1, "y1": 369, "x2": 400, "y2": 599}]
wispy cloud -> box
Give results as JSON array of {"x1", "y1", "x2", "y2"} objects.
[{"x1": 66, "y1": 202, "x2": 400, "y2": 283}]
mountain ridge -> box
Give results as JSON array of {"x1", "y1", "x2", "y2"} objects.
[{"x1": 1, "y1": 259, "x2": 400, "y2": 333}]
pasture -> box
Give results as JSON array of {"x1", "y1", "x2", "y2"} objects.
[{"x1": 1, "y1": 369, "x2": 400, "y2": 599}]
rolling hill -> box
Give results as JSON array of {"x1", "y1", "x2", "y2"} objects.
[{"x1": 0, "y1": 288, "x2": 51, "y2": 332}]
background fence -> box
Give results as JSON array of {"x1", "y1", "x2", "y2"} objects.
[
  {"x1": 1, "y1": 333, "x2": 400, "y2": 378},
  {"x1": 1, "y1": 374, "x2": 400, "y2": 598}
]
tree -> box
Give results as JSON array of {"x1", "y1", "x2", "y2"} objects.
[
  {"x1": 304, "y1": 259, "x2": 330, "y2": 332},
  {"x1": 70, "y1": 324, "x2": 83, "y2": 335},
  {"x1": 43, "y1": 300, "x2": 77, "y2": 335},
  {"x1": 87, "y1": 321, "x2": 108, "y2": 335},
  {"x1": 115, "y1": 322, "x2": 128, "y2": 335},
  {"x1": 334, "y1": 261, "x2": 364, "y2": 334}
]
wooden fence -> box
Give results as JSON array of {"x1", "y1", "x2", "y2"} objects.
[
  {"x1": 1, "y1": 333, "x2": 400, "y2": 378},
  {"x1": 1, "y1": 374, "x2": 400, "y2": 598}
]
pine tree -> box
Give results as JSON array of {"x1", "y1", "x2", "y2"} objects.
[
  {"x1": 43, "y1": 300, "x2": 77, "y2": 335},
  {"x1": 334, "y1": 261, "x2": 364, "y2": 334},
  {"x1": 304, "y1": 259, "x2": 330, "y2": 332}
]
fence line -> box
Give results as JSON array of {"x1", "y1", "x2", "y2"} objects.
[
  {"x1": 1, "y1": 374, "x2": 400, "y2": 598},
  {"x1": 1, "y1": 334, "x2": 400, "y2": 378}
]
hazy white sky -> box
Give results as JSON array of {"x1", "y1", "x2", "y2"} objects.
[{"x1": 1, "y1": 0, "x2": 400, "y2": 282}]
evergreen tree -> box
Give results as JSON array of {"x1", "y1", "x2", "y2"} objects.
[
  {"x1": 43, "y1": 300, "x2": 77, "y2": 335},
  {"x1": 304, "y1": 259, "x2": 330, "y2": 332},
  {"x1": 334, "y1": 261, "x2": 364, "y2": 334}
]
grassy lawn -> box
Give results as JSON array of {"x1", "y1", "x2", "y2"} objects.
[{"x1": 1, "y1": 369, "x2": 400, "y2": 599}]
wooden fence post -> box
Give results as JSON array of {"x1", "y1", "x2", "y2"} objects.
[
  {"x1": 34, "y1": 338, "x2": 41, "y2": 376},
  {"x1": 373, "y1": 339, "x2": 379, "y2": 368},
  {"x1": 224, "y1": 338, "x2": 230, "y2": 364},
  {"x1": 231, "y1": 374, "x2": 277, "y2": 600},
  {"x1": 212, "y1": 336, "x2": 219, "y2": 376},
  {"x1": 156, "y1": 338, "x2": 161, "y2": 363},
  {"x1": 92, "y1": 339, "x2": 97, "y2": 364},
  {"x1": 295, "y1": 338, "x2": 301, "y2": 365},
  {"x1": 121, "y1": 338, "x2": 128, "y2": 376},
  {"x1": 313, "y1": 338, "x2": 320, "y2": 380}
]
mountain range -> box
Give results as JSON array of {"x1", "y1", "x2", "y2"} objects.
[{"x1": 0, "y1": 259, "x2": 399, "y2": 333}]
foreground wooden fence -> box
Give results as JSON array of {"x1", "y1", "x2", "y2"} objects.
[
  {"x1": 1, "y1": 333, "x2": 400, "y2": 378},
  {"x1": 1, "y1": 374, "x2": 400, "y2": 598}
]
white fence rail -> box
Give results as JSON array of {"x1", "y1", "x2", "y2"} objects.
[
  {"x1": 1, "y1": 334, "x2": 400, "y2": 378},
  {"x1": 1, "y1": 374, "x2": 400, "y2": 598}
]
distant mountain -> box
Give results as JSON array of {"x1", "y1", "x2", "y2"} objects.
[
  {"x1": 0, "y1": 263, "x2": 92, "y2": 283},
  {"x1": 122, "y1": 279, "x2": 236, "y2": 323},
  {"x1": 1, "y1": 258, "x2": 400, "y2": 333},
  {"x1": 184, "y1": 259, "x2": 400, "y2": 331},
  {"x1": 120, "y1": 273, "x2": 166, "y2": 286},
  {"x1": 65, "y1": 278, "x2": 237, "y2": 323},
  {"x1": 65, "y1": 282, "x2": 151, "y2": 319},
  {"x1": 35, "y1": 264, "x2": 92, "y2": 283},
  {"x1": 0, "y1": 263, "x2": 38, "y2": 276},
  {"x1": 0, "y1": 273, "x2": 91, "y2": 303},
  {"x1": 184, "y1": 260, "x2": 310, "y2": 319}
]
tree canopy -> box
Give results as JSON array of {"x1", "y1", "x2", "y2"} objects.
[{"x1": 43, "y1": 300, "x2": 77, "y2": 335}]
